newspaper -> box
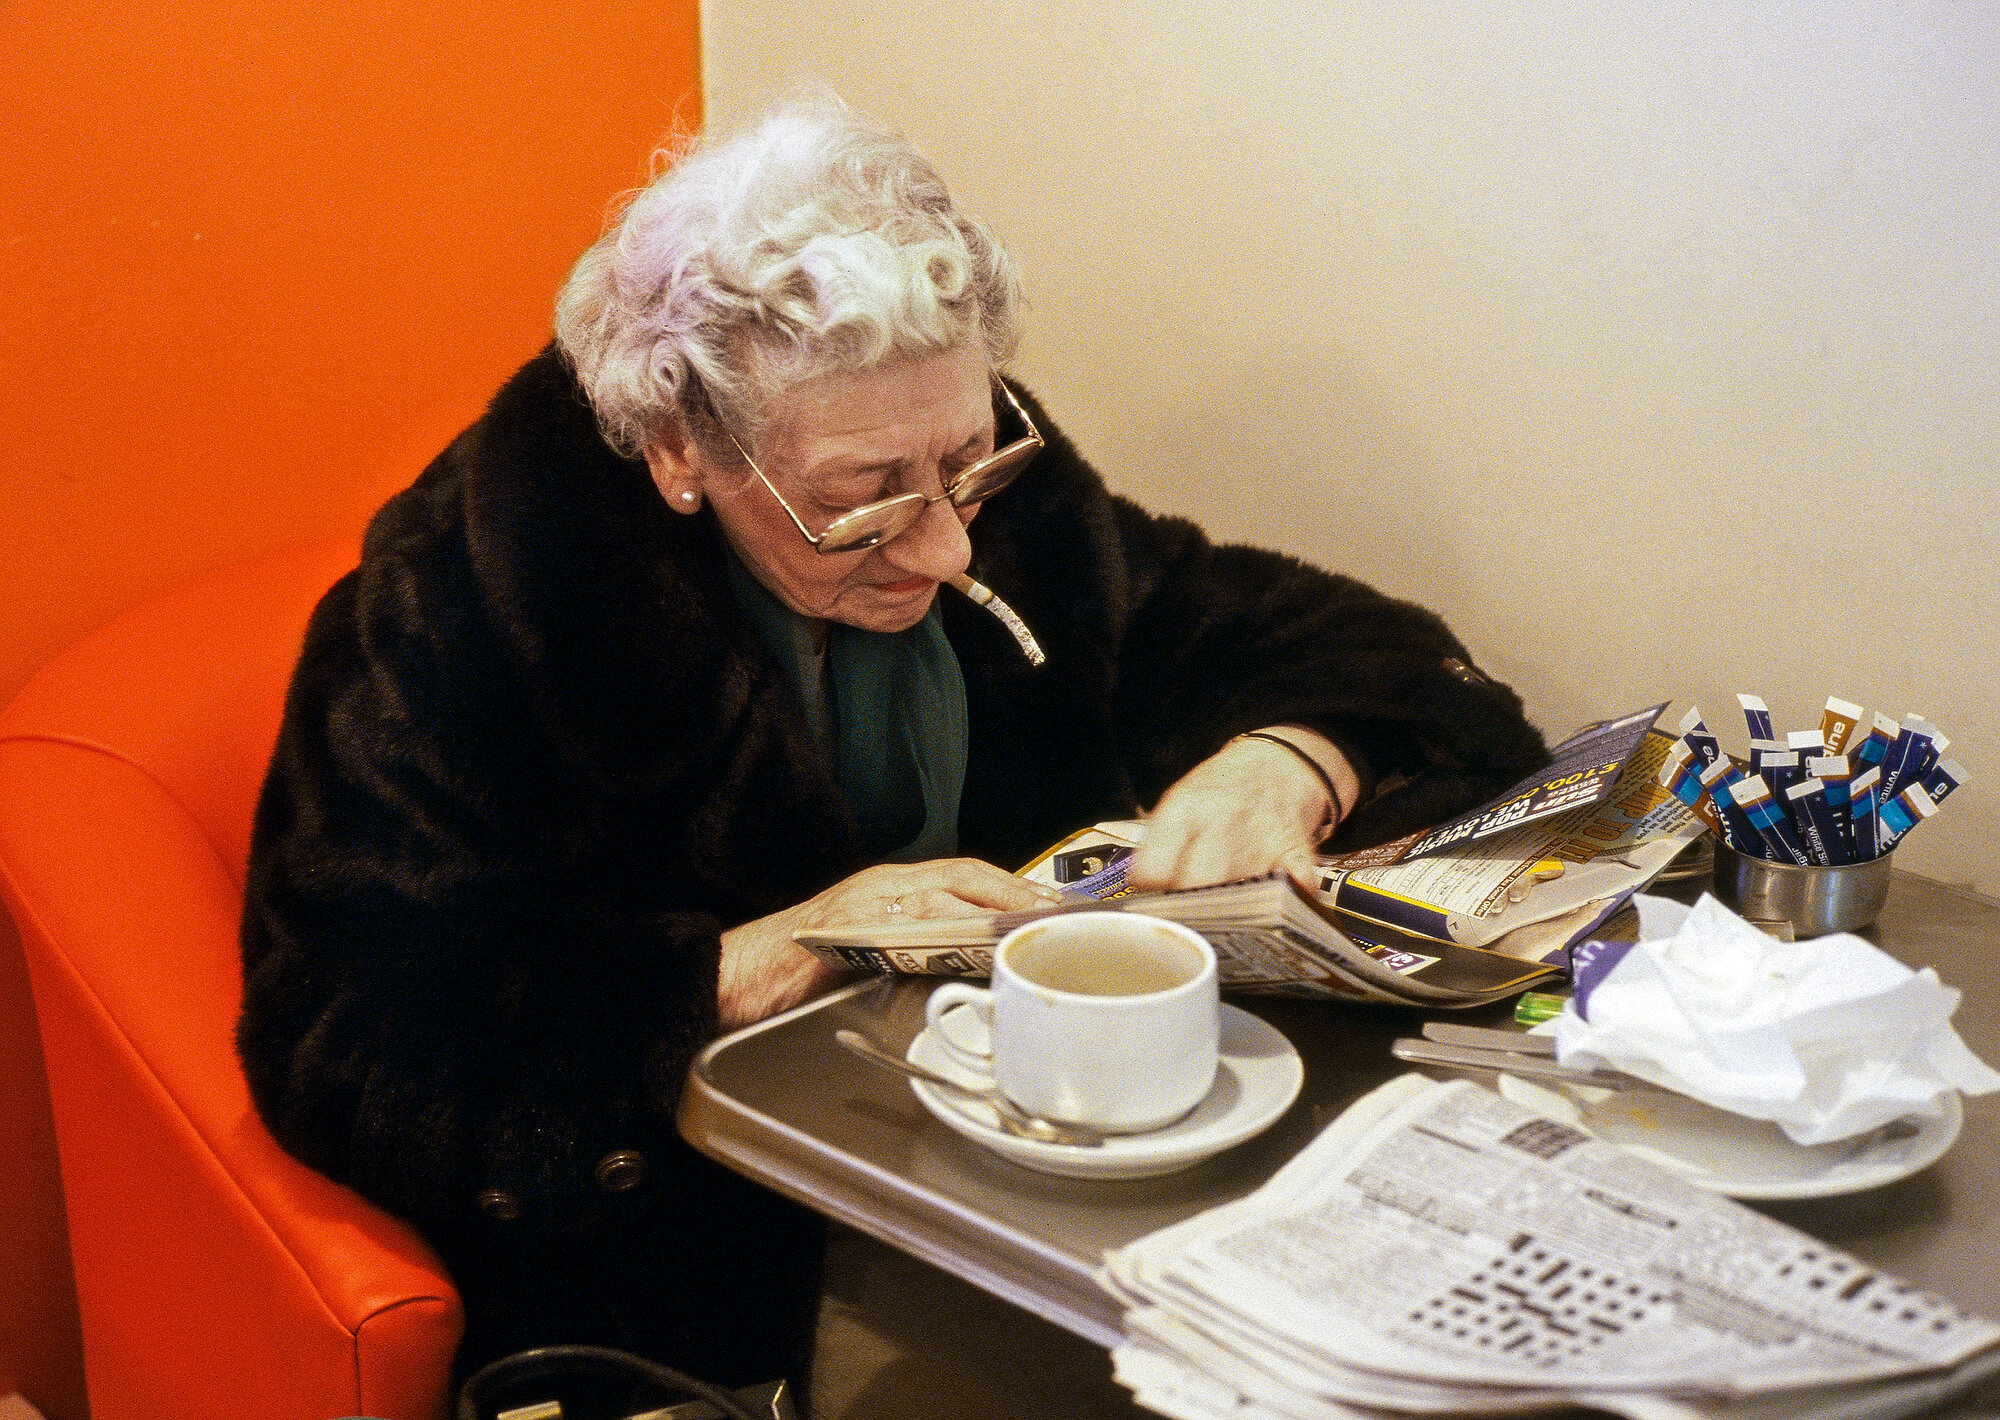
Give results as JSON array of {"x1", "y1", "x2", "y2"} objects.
[
  {"x1": 794, "y1": 872, "x2": 1561, "y2": 1007},
  {"x1": 1101, "y1": 1073, "x2": 2000, "y2": 1420},
  {"x1": 1316, "y1": 727, "x2": 1704, "y2": 961}
]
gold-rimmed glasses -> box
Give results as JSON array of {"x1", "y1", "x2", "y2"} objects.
[{"x1": 726, "y1": 377, "x2": 1043, "y2": 555}]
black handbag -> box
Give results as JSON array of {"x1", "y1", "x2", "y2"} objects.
[{"x1": 456, "y1": 1344, "x2": 795, "y2": 1420}]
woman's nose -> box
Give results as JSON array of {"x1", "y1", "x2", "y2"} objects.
[{"x1": 880, "y1": 495, "x2": 973, "y2": 582}]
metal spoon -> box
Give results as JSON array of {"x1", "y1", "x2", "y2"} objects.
[{"x1": 835, "y1": 1029, "x2": 1106, "y2": 1148}]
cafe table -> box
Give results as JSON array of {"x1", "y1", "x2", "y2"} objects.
[{"x1": 679, "y1": 871, "x2": 2000, "y2": 1359}]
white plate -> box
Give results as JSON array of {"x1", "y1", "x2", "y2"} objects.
[
  {"x1": 906, "y1": 1004, "x2": 1303, "y2": 1180},
  {"x1": 1494, "y1": 1075, "x2": 1963, "y2": 1200}
]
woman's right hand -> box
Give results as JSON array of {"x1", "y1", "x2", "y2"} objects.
[
  {"x1": 793, "y1": 857, "x2": 1064, "y2": 930},
  {"x1": 716, "y1": 859, "x2": 1062, "y2": 1029}
]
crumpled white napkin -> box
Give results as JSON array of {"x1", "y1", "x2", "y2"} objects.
[{"x1": 1555, "y1": 892, "x2": 2000, "y2": 1145}]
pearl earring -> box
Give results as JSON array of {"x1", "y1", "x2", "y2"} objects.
[{"x1": 678, "y1": 490, "x2": 699, "y2": 509}]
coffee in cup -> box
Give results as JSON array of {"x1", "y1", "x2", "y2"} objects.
[{"x1": 925, "y1": 912, "x2": 1220, "y2": 1135}]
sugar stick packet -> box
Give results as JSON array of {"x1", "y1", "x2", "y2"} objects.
[
  {"x1": 1748, "y1": 738, "x2": 1787, "y2": 779},
  {"x1": 1853, "y1": 712, "x2": 1899, "y2": 776},
  {"x1": 1807, "y1": 755, "x2": 1857, "y2": 863},
  {"x1": 1730, "y1": 774, "x2": 1813, "y2": 866},
  {"x1": 1676, "y1": 706, "x2": 1723, "y2": 768},
  {"x1": 1818, "y1": 696, "x2": 1863, "y2": 757},
  {"x1": 1737, "y1": 693, "x2": 1776, "y2": 743},
  {"x1": 1849, "y1": 765, "x2": 1884, "y2": 859},
  {"x1": 1658, "y1": 744, "x2": 1724, "y2": 839},
  {"x1": 1919, "y1": 758, "x2": 1968, "y2": 809},
  {"x1": 1700, "y1": 757, "x2": 1765, "y2": 855},
  {"x1": 1785, "y1": 778, "x2": 1843, "y2": 865},
  {"x1": 1877, "y1": 782, "x2": 1941, "y2": 854},
  {"x1": 1906, "y1": 718, "x2": 1949, "y2": 787},
  {"x1": 1762, "y1": 748, "x2": 1804, "y2": 803},
  {"x1": 1876, "y1": 713, "x2": 1933, "y2": 808}
]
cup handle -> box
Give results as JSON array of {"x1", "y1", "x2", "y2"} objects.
[{"x1": 924, "y1": 982, "x2": 994, "y2": 1071}]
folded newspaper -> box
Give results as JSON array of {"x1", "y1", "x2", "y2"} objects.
[
  {"x1": 795, "y1": 870, "x2": 1560, "y2": 1007},
  {"x1": 1102, "y1": 1073, "x2": 2000, "y2": 1420}
]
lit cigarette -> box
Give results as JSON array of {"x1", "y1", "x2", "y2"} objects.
[{"x1": 949, "y1": 573, "x2": 1045, "y2": 667}]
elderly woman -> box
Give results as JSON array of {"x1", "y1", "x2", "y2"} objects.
[{"x1": 237, "y1": 96, "x2": 1546, "y2": 1394}]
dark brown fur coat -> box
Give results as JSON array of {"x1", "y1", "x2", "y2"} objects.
[{"x1": 237, "y1": 347, "x2": 1548, "y2": 1387}]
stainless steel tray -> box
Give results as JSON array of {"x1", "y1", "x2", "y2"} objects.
[{"x1": 679, "y1": 873, "x2": 2000, "y2": 1342}]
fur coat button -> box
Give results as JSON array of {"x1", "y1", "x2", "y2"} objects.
[
  {"x1": 595, "y1": 1150, "x2": 646, "y2": 1192},
  {"x1": 475, "y1": 1188, "x2": 521, "y2": 1221}
]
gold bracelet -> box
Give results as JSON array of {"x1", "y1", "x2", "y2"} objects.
[{"x1": 1231, "y1": 730, "x2": 1347, "y2": 839}]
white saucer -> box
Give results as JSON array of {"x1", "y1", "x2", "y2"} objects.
[
  {"x1": 906, "y1": 1004, "x2": 1303, "y2": 1180},
  {"x1": 1495, "y1": 1075, "x2": 1963, "y2": 1200}
]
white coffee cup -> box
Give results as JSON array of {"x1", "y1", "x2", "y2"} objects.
[{"x1": 924, "y1": 912, "x2": 1220, "y2": 1135}]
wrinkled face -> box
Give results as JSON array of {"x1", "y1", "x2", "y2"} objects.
[{"x1": 659, "y1": 343, "x2": 995, "y2": 633}]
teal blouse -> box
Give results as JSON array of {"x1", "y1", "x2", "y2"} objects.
[{"x1": 725, "y1": 555, "x2": 967, "y2": 863}]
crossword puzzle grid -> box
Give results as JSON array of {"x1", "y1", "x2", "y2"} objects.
[
  {"x1": 1408, "y1": 1233, "x2": 1982, "y2": 1369},
  {"x1": 1765, "y1": 1247, "x2": 1972, "y2": 1338},
  {"x1": 1407, "y1": 1233, "x2": 1667, "y2": 1367}
]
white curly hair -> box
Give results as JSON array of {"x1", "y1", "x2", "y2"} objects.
[{"x1": 555, "y1": 91, "x2": 1025, "y2": 461}]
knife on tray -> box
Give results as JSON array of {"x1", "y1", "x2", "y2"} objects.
[{"x1": 1390, "y1": 1021, "x2": 1647, "y2": 1091}]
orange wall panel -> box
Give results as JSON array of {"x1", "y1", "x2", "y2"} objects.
[
  {"x1": 0, "y1": 3, "x2": 701, "y2": 1414},
  {"x1": 1, "y1": 0, "x2": 702, "y2": 704}
]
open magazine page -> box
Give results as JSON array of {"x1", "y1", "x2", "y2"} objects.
[
  {"x1": 1119, "y1": 874, "x2": 1558, "y2": 1004},
  {"x1": 1399, "y1": 704, "x2": 1670, "y2": 860},
  {"x1": 1017, "y1": 819, "x2": 1146, "y2": 896},
  {"x1": 1101, "y1": 1076, "x2": 2000, "y2": 1416},
  {"x1": 794, "y1": 869, "x2": 1561, "y2": 1006},
  {"x1": 1318, "y1": 729, "x2": 1702, "y2": 958},
  {"x1": 1020, "y1": 732, "x2": 1700, "y2": 966},
  {"x1": 1017, "y1": 827, "x2": 1565, "y2": 1003}
]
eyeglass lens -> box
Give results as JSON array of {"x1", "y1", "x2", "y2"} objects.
[{"x1": 814, "y1": 433, "x2": 1041, "y2": 554}]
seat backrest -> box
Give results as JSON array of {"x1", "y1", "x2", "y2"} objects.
[
  {"x1": 0, "y1": 538, "x2": 362, "y2": 885},
  {"x1": 0, "y1": 537, "x2": 462, "y2": 1420}
]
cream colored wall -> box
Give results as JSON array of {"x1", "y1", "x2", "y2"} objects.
[{"x1": 704, "y1": 5, "x2": 2000, "y2": 896}]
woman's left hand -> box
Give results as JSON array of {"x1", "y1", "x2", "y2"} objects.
[{"x1": 1125, "y1": 728, "x2": 1359, "y2": 892}]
